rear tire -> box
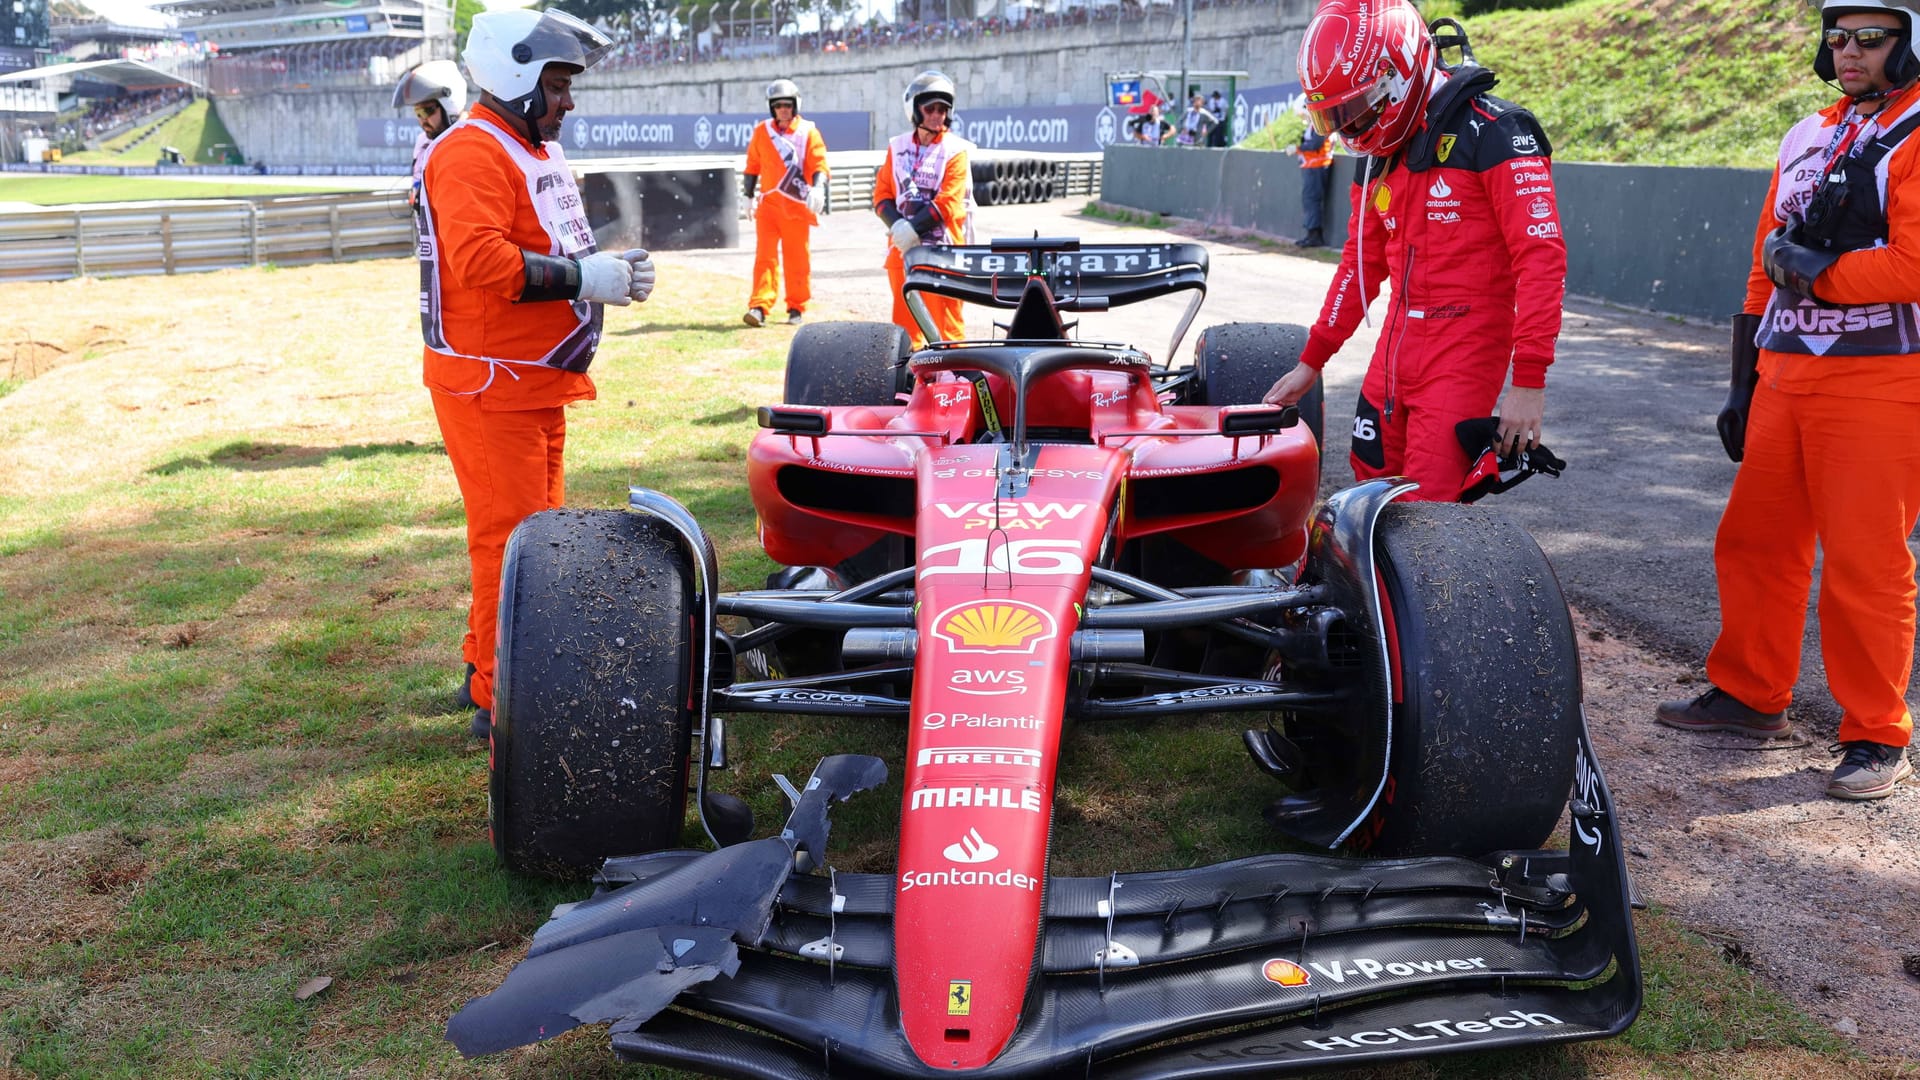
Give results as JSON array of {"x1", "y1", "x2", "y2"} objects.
[
  {"x1": 784, "y1": 321, "x2": 912, "y2": 405},
  {"x1": 1193, "y1": 322, "x2": 1324, "y2": 452},
  {"x1": 1360, "y1": 502, "x2": 1581, "y2": 857},
  {"x1": 492, "y1": 508, "x2": 694, "y2": 878}
]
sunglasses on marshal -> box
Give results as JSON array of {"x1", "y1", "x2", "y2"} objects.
[{"x1": 1825, "y1": 26, "x2": 1902, "y2": 50}]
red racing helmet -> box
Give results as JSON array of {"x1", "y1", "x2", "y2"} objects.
[{"x1": 1297, "y1": 0, "x2": 1438, "y2": 156}]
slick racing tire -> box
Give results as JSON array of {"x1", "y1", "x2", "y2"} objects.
[
  {"x1": 492, "y1": 508, "x2": 694, "y2": 879},
  {"x1": 784, "y1": 321, "x2": 913, "y2": 405},
  {"x1": 1194, "y1": 321, "x2": 1324, "y2": 491},
  {"x1": 1361, "y1": 501, "x2": 1581, "y2": 857}
]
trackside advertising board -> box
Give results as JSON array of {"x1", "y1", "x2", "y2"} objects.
[
  {"x1": 357, "y1": 112, "x2": 873, "y2": 153},
  {"x1": 950, "y1": 82, "x2": 1303, "y2": 152},
  {"x1": 1231, "y1": 81, "x2": 1301, "y2": 145}
]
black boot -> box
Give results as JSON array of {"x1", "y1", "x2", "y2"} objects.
[{"x1": 453, "y1": 662, "x2": 476, "y2": 711}]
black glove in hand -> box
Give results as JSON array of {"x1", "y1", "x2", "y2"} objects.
[
  {"x1": 1717, "y1": 312, "x2": 1761, "y2": 463},
  {"x1": 1761, "y1": 226, "x2": 1841, "y2": 309}
]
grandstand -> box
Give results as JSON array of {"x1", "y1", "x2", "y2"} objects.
[
  {"x1": 151, "y1": 0, "x2": 453, "y2": 95},
  {"x1": 52, "y1": 0, "x2": 184, "y2": 65}
]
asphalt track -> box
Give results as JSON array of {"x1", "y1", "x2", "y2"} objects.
[{"x1": 677, "y1": 197, "x2": 1904, "y2": 732}]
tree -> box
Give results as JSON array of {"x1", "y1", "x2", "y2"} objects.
[{"x1": 454, "y1": 0, "x2": 483, "y2": 51}]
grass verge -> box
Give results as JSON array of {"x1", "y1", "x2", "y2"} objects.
[{"x1": 0, "y1": 257, "x2": 1904, "y2": 1078}]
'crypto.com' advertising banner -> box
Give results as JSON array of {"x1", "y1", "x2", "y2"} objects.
[
  {"x1": 358, "y1": 84, "x2": 1302, "y2": 155},
  {"x1": 359, "y1": 112, "x2": 872, "y2": 153},
  {"x1": 1231, "y1": 82, "x2": 1302, "y2": 145}
]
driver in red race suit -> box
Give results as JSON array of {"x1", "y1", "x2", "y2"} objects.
[{"x1": 1263, "y1": 0, "x2": 1567, "y2": 502}]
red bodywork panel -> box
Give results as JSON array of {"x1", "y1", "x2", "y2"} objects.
[
  {"x1": 745, "y1": 363, "x2": 1319, "y2": 1069},
  {"x1": 748, "y1": 372, "x2": 1317, "y2": 572}
]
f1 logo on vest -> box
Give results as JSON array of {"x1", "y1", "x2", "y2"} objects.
[{"x1": 536, "y1": 173, "x2": 561, "y2": 193}]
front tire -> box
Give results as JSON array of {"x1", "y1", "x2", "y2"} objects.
[
  {"x1": 1360, "y1": 502, "x2": 1581, "y2": 856},
  {"x1": 784, "y1": 321, "x2": 912, "y2": 405},
  {"x1": 1193, "y1": 321, "x2": 1325, "y2": 452},
  {"x1": 492, "y1": 508, "x2": 694, "y2": 878}
]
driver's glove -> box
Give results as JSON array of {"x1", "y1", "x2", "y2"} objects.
[
  {"x1": 576, "y1": 251, "x2": 634, "y2": 306},
  {"x1": 890, "y1": 218, "x2": 920, "y2": 254}
]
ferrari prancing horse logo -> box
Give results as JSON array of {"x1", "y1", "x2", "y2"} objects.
[{"x1": 949, "y1": 979, "x2": 972, "y2": 1015}]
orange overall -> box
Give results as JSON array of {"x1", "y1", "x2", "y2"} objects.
[
  {"x1": 1708, "y1": 85, "x2": 1920, "y2": 749},
  {"x1": 744, "y1": 116, "x2": 828, "y2": 315},
  {"x1": 874, "y1": 130, "x2": 973, "y2": 348},
  {"x1": 420, "y1": 102, "x2": 597, "y2": 714}
]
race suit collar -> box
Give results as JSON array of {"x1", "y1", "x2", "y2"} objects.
[{"x1": 1399, "y1": 64, "x2": 1499, "y2": 166}]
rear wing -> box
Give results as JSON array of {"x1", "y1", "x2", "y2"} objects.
[{"x1": 901, "y1": 237, "x2": 1210, "y2": 359}]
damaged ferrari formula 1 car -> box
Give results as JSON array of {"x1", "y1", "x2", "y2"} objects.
[{"x1": 449, "y1": 237, "x2": 1641, "y2": 1076}]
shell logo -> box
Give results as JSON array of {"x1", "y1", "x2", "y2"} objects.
[
  {"x1": 1262, "y1": 958, "x2": 1311, "y2": 987},
  {"x1": 1373, "y1": 184, "x2": 1391, "y2": 213},
  {"x1": 932, "y1": 601, "x2": 1057, "y2": 655}
]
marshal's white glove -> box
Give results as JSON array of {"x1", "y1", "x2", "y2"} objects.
[
  {"x1": 620, "y1": 248, "x2": 655, "y2": 303},
  {"x1": 576, "y1": 251, "x2": 633, "y2": 306},
  {"x1": 806, "y1": 184, "x2": 826, "y2": 215},
  {"x1": 890, "y1": 218, "x2": 920, "y2": 254},
  {"x1": 751, "y1": 191, "x2": 765, "y2": 215}
]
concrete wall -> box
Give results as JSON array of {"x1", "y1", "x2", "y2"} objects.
[
  {"x1": 214, "y1": 0, "x2": 1312, "y2": 167},
  {"x1": 1100, "y1": 145, "x2": 1771, "y2": 323},
  {"x1": 213, "y1": 89, "x2": 397, "y2": 170}
]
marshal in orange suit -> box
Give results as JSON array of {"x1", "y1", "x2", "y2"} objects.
[
  {"x1": 419, "y1": 8, "x2": 655, "y2": 739},
  {"x1": 874, "y1": 70, "x2": 976, "y2": 349},
  {"x1": 741, "y1": 78, "x2": 829, "y2": 327}
]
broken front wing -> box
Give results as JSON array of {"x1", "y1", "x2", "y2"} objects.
[{"x1": 449, "y1": 726, "x2": 1640, "y2": 1077}]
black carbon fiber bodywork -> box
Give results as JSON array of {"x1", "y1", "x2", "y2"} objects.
[{"x1": 451, "y1": 726, "x2": 1638, "y2": 1076}]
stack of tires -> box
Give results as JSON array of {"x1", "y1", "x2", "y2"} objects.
[{"x1": 971, "y1": 156, "x2": 1070, "y2": 206}]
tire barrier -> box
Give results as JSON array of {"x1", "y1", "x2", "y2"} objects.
[{"x1": 971, "y1": 156, "x2": 1071, "y2": 206}]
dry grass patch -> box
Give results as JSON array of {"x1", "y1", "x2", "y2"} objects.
[{"x1": 0, "y1": 828, "x2": 150, "y2": 972}]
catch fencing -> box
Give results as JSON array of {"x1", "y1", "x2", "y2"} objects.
[{"x1": 0, "y1": 191, "x2": 414, "y2": 282}]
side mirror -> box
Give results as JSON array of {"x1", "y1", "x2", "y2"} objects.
[
  {"x1": 1219, "y1": 404, "x2": 1298, "y2": 436},
  {"x1": 757, "y1": 406, "x2": 830, "y2": 435}
]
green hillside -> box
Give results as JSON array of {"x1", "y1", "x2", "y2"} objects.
[
  {"x1": 1259, "y1": 0, "x2": 1833, "y2": 168},
  {"x1": 62, "y1": 98, "x2": 242, "y2": 167}
]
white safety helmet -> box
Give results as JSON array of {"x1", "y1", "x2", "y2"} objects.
[
  {"x1": 766, "y1": 77, "x2": 801, "y2": 117},
  {"x1": 903, "y1": 70, "x2": 957, "y2": 127},
  {"x1": 1816, "y1": 1, "x2": 1920, "y2": 88},
  {"x1": 463, "y1": 7, "x2": 612, "y2": 107},
  {"x1": 392, "y1": 59, "x2": 468, "y2": 117}
]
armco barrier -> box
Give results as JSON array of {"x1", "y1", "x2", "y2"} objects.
[
  {"x1": 1, "y1": 153, "x2": 1101, "y2": 282},
  {"x1": 0, "y1": 193, "x2": 415, "y2": 282},
  {"x1": 1100, "y1": 145, "x2": 1773, "y2": 323}
]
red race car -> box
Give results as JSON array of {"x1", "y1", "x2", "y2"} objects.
[{"x1": 450, "y1": 237, "x2": 1641, "y2": 1076}]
